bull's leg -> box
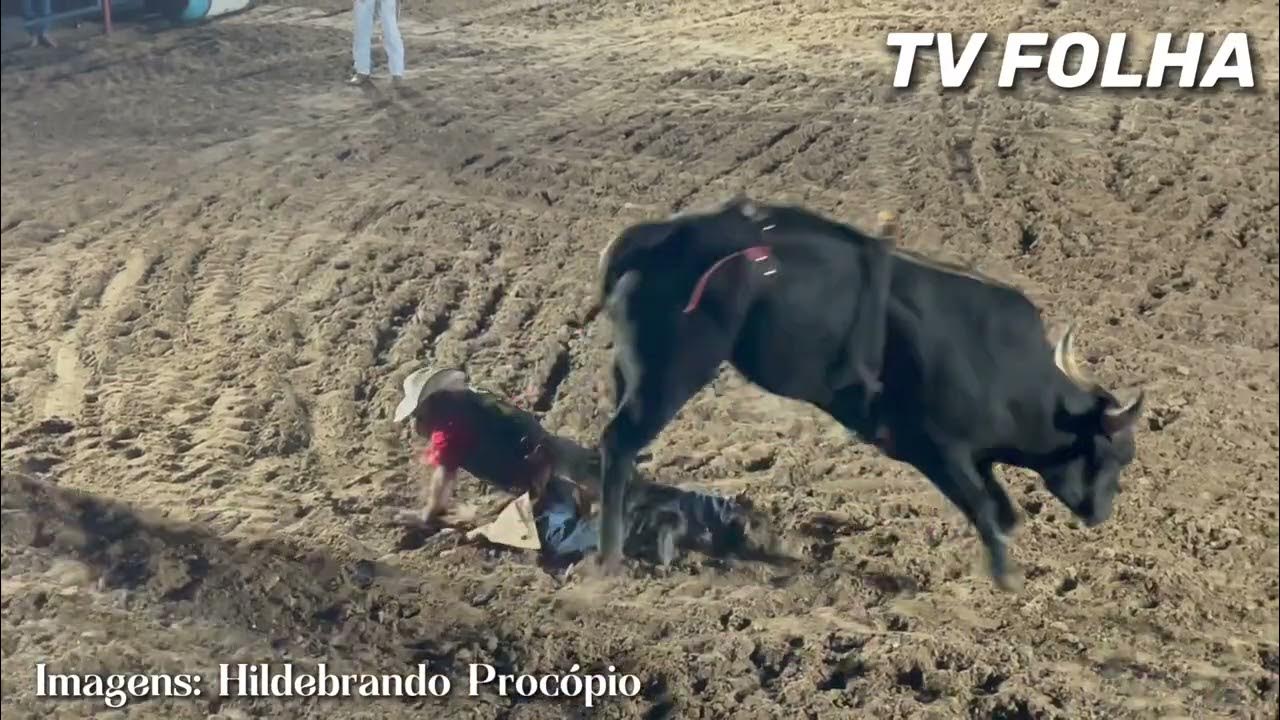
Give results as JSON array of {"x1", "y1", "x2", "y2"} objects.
[
  {"x1": 598, "y1": 415, "x2": 640, "y2": 570},
  {"x1": 599, "y1": 394, "x2": 687, "y2": 569},
  {"x1": 977, "y1": 462, "x2": 1020, "y2": 538},
  {"x1": 612, "y1": 364, "x2": 629, "y2": 411},
  {"x1": 908, "y1": 443, "x2": 1019, "y2": 591},
  {"x1": 825, "y1": 385, "x2": 883, "y2": 446},
  {"x1": 598, "y1": 361, "x2": 631, "y2": 561},
  {"x1": 598, "y1": 335, "x2": 733, "y2": 571},
  {"x1": 598, "y1": 327, "x2": 641, "y2": 568}
]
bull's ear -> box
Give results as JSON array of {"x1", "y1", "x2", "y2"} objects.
[{"x1": 1100, "y1": 389, "x2": 1144, "y2": 436}]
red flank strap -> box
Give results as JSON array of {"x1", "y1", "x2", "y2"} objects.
[{"x1": 683, "y1": 245, "x2": 775, "y2": 314}]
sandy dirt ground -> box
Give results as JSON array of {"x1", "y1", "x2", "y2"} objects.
[{"x1": 2, "y1": 1, "x2": 1279, "y2": 718}]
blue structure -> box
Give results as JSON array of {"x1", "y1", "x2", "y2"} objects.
[
  {"x1": 21, "y1": 0, "x2": 126, "y2": 35},
  {"x1": 170, "y1": 0, "x2": 250, "y2": 24},
  {"x1": 17, "y1": 0, "x2": 250, "y2": 35}
]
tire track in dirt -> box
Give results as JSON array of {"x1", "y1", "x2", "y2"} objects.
[
  {"x1": 290, "y1": 198, "x2": 524, "y2": 465},
  {"x1": 669, "y1": 122, "x2": 802, "y2": 211},
  {"x1": 512, "y1": 227, "x2": 610, "y2": 434},
  {"x1": 3, "y1": 230, "x2": 177, "y2": 496},
  {"x1": 35, "y1": 240, "x2": 162, "y2": 425},
  {"x1": 351, "y1": 193, "x2": 587, "y2": 405},
  {"x1": 167, "y1": 229, "x2": 260, "y2": 486},
  {"x1": 91, "y1": 181, "x2": 304, "y2": 500},
  {"x1": 43, "y1": 334, "x2": 90, "y2": 422}
]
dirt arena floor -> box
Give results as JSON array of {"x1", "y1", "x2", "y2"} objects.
[{"x1": 2, "y1": 1, "x2": 1279, "y2": 717}]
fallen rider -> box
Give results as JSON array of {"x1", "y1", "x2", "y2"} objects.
[{"x1": 391, "y1": 367, "x2": 790, "y2": 565}]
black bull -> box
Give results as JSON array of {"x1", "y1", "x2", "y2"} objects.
[{"x1": 593, "y1": 197, "x2": 1145, "y2": 589}]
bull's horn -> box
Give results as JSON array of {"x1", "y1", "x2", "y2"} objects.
[
  {"x1": 1053, "y1": 324, "x2": 1100, "y2": 392},
  {"x1": 1102, "y1": 389, "x2": 1145, "y2": 435}
]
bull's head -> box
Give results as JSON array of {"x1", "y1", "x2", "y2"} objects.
[{"x1": 1041, "y1": 325, "x2": 1145, "y2": 527}]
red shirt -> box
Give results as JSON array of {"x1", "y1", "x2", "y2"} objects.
[
  {"x1": 422, "y1": 422, "x2": 476, "y2": 470},
  {"x1": 414, "y1": 390, "x2": 549, "y2": 495}
]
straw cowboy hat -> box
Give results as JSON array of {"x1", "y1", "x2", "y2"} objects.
[{"x1": 393, "y1": 367, "x2": 467, "y2": 423}]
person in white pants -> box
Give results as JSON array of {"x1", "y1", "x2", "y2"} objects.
[{"x1": 350, "y1": 0, "x2": 405, "y2": 85}]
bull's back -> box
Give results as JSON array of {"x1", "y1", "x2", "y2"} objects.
[
  {"x1": 728, "y1": 228, "x2": 893, "y2": 401},
  {"x1": 879, "y1": 253, "x2": 1052, "y2": 408},
  {"x1": 888, "y1": 253, "x2": 1043, "y2": 340},
  {"x1": 602, "y1": 201, "x2": 894, "y2": 402}
]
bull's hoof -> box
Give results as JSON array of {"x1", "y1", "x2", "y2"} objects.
[
  {"x1": 567, "y1": 554, "x2": 623, "y2": 582},
  {"x1": 990, "y1": 566, "x2": 1025, "y2": 593},
  {"x1": 595, "y1": 551, "x2": 625, "y2": 576}
]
